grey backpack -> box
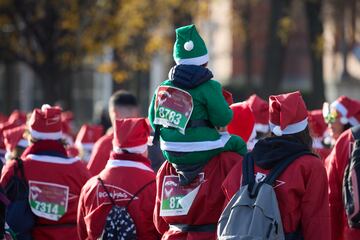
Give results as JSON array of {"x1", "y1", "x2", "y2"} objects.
[{"x1": 218, "y1": 151, "x2": 310, "y2": 240}]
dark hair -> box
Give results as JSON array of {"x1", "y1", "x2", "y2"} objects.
[
  {"x1": 109, "y1": 90, "x2": 138, "y2": 108},
  {"x1": 343, "y1": 123, "x2": 352, "y2": 132},
  {"x1": 271, "y1": 126, "x2": 313, "y2": 150},
  {"x1": 12, "y1": 146, "x2": 26, "y2": 159}
]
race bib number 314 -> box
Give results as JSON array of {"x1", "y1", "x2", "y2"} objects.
[
  {"x1": 154, "y1": 86, "x2": 193, "y2": 134},
  {"x1": 29, "y1": 181, "x2": 69, "y2": 221}
]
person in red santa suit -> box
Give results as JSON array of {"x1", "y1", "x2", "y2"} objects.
[
  {"x1": 0, "y1": 105, "x2": 91, "y2": 240},
  {"x1": 323, "y1": 96, "x2": 360, "y2": 147},
  {"x1": 75, "y1": 124, "x2": 104, "y2": 164},
  {"x1": 326, "y1": 126, "x2": 360, "y2": 239},
  {"x1": 87, "y1": 90, "x2": 139, "y2": 176},
  {"x1": 77, "y1": 118, "x2": 160, "y2": 240},
  {"x1": 222, "y1": 91, "x2": 330, "y2": 240},
  {"x1": 308, "y1": 109, "x2": 331, "y2": 162}
]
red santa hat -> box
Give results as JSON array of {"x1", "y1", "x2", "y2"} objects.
[
  {"x1": 329, "y1": 96, "x2": 360, "y2": 126},
  {"x1": 0, "y1": 110, "x2": 27, "y2": 132},
  {"x1": 28, "y1": 104, "x2": 63, "y2": 140},
  {"x1": 75, "y1": 124, "x2": 104, "y2": 150},
  {"x1": 0, "y1": 113, "x2": 8, "y2": 124},
  {"x1": 269, "y1": 91, "x2": 308, "y2": 136},
  {"x1": 247, "y1": 94, "x2": 269, "y2": 133},
  {"x1": 0, "y1": 122, "x2": 22, "y2": 151},
  {"x1": 222, "y1": 89, "x2": 234, "y2": 106},
  {"x1": 3, "y1": 125, "x2": 28, "y2": 153},
  {"x1": 228, "y1": 102, "x2": 256, "y2": 142},
  {"x1": 113, "y1": 118, "x2": 150, "y2": 154},
  {"x1": 308, "y1": 110, "x2": 327, "y2": 138},
  {"x1": 7, "y1": 110, "x2": 27, "y2": 126}
]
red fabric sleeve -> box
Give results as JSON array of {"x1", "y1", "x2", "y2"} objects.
[
  {"x1": 77, "y1": 186, "x2": 88, "y2": 240},
  {"x1": 0, "y1": 159, "x2": 17, "y2": 188},
  {"x1": 301, "y1": 159, "x2": 331, "y2": 240},
  {"x1": 153, "y1": 163, "x2": 169, "y2": 235},
  {"x1": 141, "y1": 183, "x2": 162, "y2": 240},
  {"x1": 325, "y1": 132, "x2": 350, "y2": 240},
  {"x1": 87, "y1": 135, "x2": 112, "y2": 176},
  {"x1": 221, "y1": 161, "x2": 242, "y2": 202}
]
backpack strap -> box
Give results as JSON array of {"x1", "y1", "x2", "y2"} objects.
[
  {"x1": 97, "y1": 177, "x2": 116, "y2": 206},
  {"x1": 265, "y1": 151, "x2": 313, "y2": 186},
  {"x1": 241, "y1": 154, "x2": 255, "y2": 187},
  {"x1": 125, "y1": 180, "x2": 155, "y2": 209},
  {"x1": 247, "y1": 151, "x2": 314, "y2": 198},
  {"x1": 351, "y1": 125, "x2": 360, "y2": 140},
  {"x1": 97, "y1": 177, "x2": 155, "y2": 209},
  {"x1": 14, "y1": 158, "x2": 25, "y2": 180}
]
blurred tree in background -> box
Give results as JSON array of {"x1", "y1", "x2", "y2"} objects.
[
  {"x1": 0, "y1": 0, "x2": 198, "y2": 108},
  {"x1": 231, "y1": 0, "x2": 326, "y2": 108},
  {"x1": 0, "y1": 0, "x2": 358, "y2": 113}
]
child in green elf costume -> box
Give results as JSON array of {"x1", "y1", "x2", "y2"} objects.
[{"x1": 148, "y1": 25, "x2": 246, "y2": 183}]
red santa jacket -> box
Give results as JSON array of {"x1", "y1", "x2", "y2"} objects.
[
  {"x1": 154, "y1": 152, "x2": 241, "y2": 240},
  {"x1": 314, "y1": 147, "x2": 332, "y2": 163},
  {"x1": 87, "y1": 133, "x2": 112, "y2": 176},
  {"x1": 325, "y1": 129, "x2": 360, "y2": 240},
  {"x1": 77, "y1": 152, "x2": 160, "y2": 240},
  {"x1": 0, "y1": 140, "x2": 91, "y2": 240},
  {"x1": 222, "y1": 154, "x2": 330, "y2": 240},
  {"x1": 312, "y1": 138, "x2": 332, "y2": 163}
]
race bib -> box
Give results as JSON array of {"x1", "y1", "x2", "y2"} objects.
[
  {"x1": 160, "y1": 173, "x2": 204, "y2": 217},
  {"x1": 29, "y1": 181, "x2": 69, "y2": 221},
  {"x1": 154, "y1": 86, "x2": 193, "y2": 134}
]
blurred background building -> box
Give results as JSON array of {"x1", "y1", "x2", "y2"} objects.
[{"x1": 0, "y1": 0, "x2": 359, "y2": 129}]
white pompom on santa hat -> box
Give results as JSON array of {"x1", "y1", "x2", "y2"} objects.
[
  {"x1": 112, "y1": 118, "x2": 150, "y2": 154},
  {"x1": 330, "y1": 96, "x2": 360, "y2": 126},
  {"x1": 269, "y1": 91, "x2": 308, "y2": 136},
  {"x1": 28, "y1": 104, "x2": 63, "y2": 140}
]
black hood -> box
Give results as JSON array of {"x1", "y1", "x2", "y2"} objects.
[
  {"x1": 250, "y1": 136, "x2": 312, "y2": 169},
  {"x1": 169, "y1": 65, "x2": 213, "y2": 89}
]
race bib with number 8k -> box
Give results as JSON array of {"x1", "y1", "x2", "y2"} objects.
[
  {"x1": 160, "y1": 174, "x2": 204, "y2": 217},
  {"x1": 28, "y1": 181, "x2": 69, "y2": 221},
  {"x1": 154, "y1": 86, "x2": 193, "y2": 134}
]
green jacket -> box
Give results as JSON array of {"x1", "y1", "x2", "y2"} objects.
[{"x1": 149, "y1": 79, "x2": 233, "y2": 144}]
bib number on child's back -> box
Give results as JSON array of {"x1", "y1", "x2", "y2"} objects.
[
  {"x1": 154, "y1": 86, "x2": 193, "y2": 134},
  {"x1": 160, "y1": 174, "x2": 204, "y2": 217},
  {"x1": 28, "y1": 181, "x2": 69, "y2": 221}
]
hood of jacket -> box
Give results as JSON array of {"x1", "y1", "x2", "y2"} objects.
[
  {"x1": 250, "y1": 136, "x2": 312, "y2": 169},
  {"x1": 168, "y1": 64, "x2": 213, "y2": 89}
]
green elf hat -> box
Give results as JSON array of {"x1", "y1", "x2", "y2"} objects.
[{"x1": 173, "y1": 24, "x2": 209, "y2": 65}]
